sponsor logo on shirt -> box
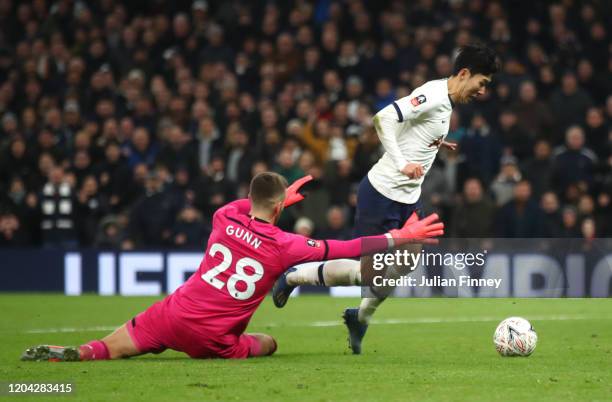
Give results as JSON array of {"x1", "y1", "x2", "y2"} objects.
[
  {"x1": 411, "y1": 94, "x2": 427, "y2": 106},
  {"x1": 306, "y1": 239, "x2": 321, "y2": 248}
]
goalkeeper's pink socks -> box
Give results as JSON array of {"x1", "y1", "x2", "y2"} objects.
[{"x1": 79, "y1": 340, "x2": 110, "y2": 360}]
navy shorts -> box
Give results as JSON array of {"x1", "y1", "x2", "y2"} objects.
[{"x1": 354, "y1": 176, "x2": 424, "y2": 237}]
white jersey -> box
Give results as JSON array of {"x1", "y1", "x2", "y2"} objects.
[{"x1": 368, "y1": 78, "x2": 453, "y2": 204}]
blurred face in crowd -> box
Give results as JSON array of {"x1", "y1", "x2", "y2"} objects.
[
  {"x1": 74, "y1": 132, "x2": 91, "y2": 151},
  {"x1": 10, "y1": 138, "x2": 26, "y2": 158},
  {"x1": 145, "y1": 173, "x2": 163, "y2": 194},
  {"x1": 540, "y1": 192, "x2": 559, "y2": 213},
  {"x1": 565, "y1": 126, "x2": 584, "y2": 150},
  {"x1": 277, "y1": 149, "x2": 294, "y2": 169},
  {"x1": 464, "y1": 179, "x2": 483, "y2": 203},
  {"x1": 499, "y1": 111, "x2": 517, "y2": 130},
  {"x1": 38, "y1": 153, "x2": 55, "y2": 177},
  {"x1": 105, "y1": 143, "x2": 121, "y2": 163},
  {"x1": 581, "y1": 218, "x2": 595, "y2": 239},
  {"x1": 74, "y1": 151, "x2": 91, "y2": 170},
  {"x1": 534, "y1": 140, "x2": 551, "y2": 160},
  {"x1": 519, "y1": 81, "x2": 537, "y2": 103},
  {"x1": 562, "y1": 208, "x2": 577, "y2": 228},
  {"x1": 49, "y1": 166, "x2": 64, "y2": 185},
  {"x1": 82, "y1": 176, "x2": 98, "y2": 196},
  {"x1": 585, "y1": 108, "x2": 603, "y2": 128},
  {"x1": 327, "y1": 207, "x2": 345, "y2": 230},
  {"x1": 133, "y1": 163, "x2": 148, "y2": 184},
  {"x1": 294, "y1": 218, "x2": 314, "y2": 237},
  {"x1": 578, "y1": 195, "x2": 595, "y2": 215},
  {"x1": 132, "y1": 128, "x2": 150, "y2": 152},
  {"x1": 514, "y1": 181, "x2": 531, "y2": 203},
  {"x1": 561, "y1": 73, "x2": 577, "y2": 94}
]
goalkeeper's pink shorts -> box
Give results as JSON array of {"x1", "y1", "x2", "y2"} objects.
[{"x1": 125, "y1": 297, "x2": 262, "y2": 359}]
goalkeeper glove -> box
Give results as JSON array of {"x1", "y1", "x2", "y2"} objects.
[
  {"x1": 284, "y1": 175, "x2": 313, "y2": 207},
  {"x1": 388, "y1": 212, "x2": 444, "y2": 246}
]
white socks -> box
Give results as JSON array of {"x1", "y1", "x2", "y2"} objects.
[
  {"x1": 286, "y1": 259, "x2": 362, "y2": 287},
  {"x1": 358, "y1": 297, "x2": 383, "y2": 324}
]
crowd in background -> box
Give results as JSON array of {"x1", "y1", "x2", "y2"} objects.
[{"x1": 0, "y1": 0, "x2": 610, "y2": 248}]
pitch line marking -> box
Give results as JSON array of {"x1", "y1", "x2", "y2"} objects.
[{"x1": 22, "y1": 315, "x2": 610, "y2": 334}]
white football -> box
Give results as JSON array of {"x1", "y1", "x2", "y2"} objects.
[{"x1": 493, "y1": 317, "x2": 537, "y2": 357}]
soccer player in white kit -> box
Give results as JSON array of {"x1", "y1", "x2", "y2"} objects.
[{"x1": 273, "y1": 44, "x2": 499, "y2": 354}]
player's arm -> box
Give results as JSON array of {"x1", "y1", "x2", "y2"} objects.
[
  {"x1": 374, "y1": 93, "x2": 435, "y2": 179},
  {"x1": 283, "y1": 213, "x2": 444, "y2": 266}
]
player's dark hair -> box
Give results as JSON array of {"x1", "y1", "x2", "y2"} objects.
[
  {"x1": 452, "y1": 44, "x2": 500, "y2": 76},
  {"x1": 249, "y1": 172, "x2": 288, "y2": 209}
]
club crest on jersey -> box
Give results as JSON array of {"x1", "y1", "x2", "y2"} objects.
[
  {"x1": 306, "y1": 239, "x2": 321, "y2": 248},
  {"x1": 411, "y1": 94, "x2": 427, "y2": 106}
]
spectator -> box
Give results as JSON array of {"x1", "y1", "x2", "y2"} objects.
[
  {"x1": 317, "y1": 206, "x2": 352, "y2": 240},
  {"x1": 496, "y1": 180, "x2": 541, "y2": 237},
  {"x1": 156, "y1": 125, "x2": 199, "y2": 176},
  {"x1": 224, "y1": 125, "x2": 256, "y2": 186},
  {"x1": 551, "y1": 126, "x2": 597, "y2": 194},
  {"x1": 124, "y1": 127, "x2": 158, "y2": 170},
  {"x1": 559, "y1": 206, "x2": 581, "y2": 238},
  {"x1": 93, "y1": 215, "x2": 124, "y2": 249},
  {"x1": 294, "y1": 217, "x2": 315, "y2": 238},
  {"x1": 127, "y1": 170, "x2": 180, "y2": 247},
  {"x1": 38, "y1": 165, "x2": 78, "y2": 248},
  {"x1": 459, "y1": 114, "x2": 502, "y2": 185},
  {"x1": 172, "y1": 206, "x2": 210, "y2": 249},
  {"x1": 0, "y1": 212, "x2": 28, "y2": 247},
  {"x1": 490, "y1": 155, "x2": 522, "y2": 207},
  {"x1": 521, "y1": 140, "x2": 554, "y2": 198},
  {"x1": 549, "y1": 72, "x2": 593, "y2": 138},
  {"x1": 511, "y1": 81, "x2": 554, "y2": 141},
  {"x1": 497, "y1": 109, "x2": 532, "y2": 160},
  {"x1": 97, "y1": 141, "x2": 131, "y2": 210},
  {"x1": 196, "y1": 117, "x2": 222, "y2": 173},
  {"x1": 75, "y1": 175, "x2": 108, "y2": 246},
  {"x1": 451, "y1": 178, "x2": 496, "y2": 237},
  {"x1": 539, "y1": 191, "x2": 563, "y2": 237}
]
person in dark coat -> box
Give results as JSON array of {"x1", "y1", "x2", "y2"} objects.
[
  {"x1": 496, "y1": 180, "x2": 542, "y2": 237},
  {"x1": 551, "y1": 126, "x2": 597, "y2": 194},
  {"x1": 451, "y1": 178, "x2": 497, "y2": 237}
]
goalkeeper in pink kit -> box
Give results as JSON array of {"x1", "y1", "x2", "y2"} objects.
[{"x1": 21, "y1": 172, "x2": 444, "y2": 361}]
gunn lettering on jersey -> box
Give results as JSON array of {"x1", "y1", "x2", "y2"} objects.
[{"x1": 225, "y1": 225, "x2": 263, "y2": 249}]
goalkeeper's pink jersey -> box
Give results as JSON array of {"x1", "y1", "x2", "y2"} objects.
[{"x1": 167, "y1": 199, "x2": 387, "y2": 338}]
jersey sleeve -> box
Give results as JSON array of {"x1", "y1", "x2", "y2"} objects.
[
  {"x1": 373, "y1": 104, "x2": 409, "y2": 171},
  {"x1": 280, "y1": 234, "x2": 330, "y2": 267},
  {"x1": 393, "y1": 88, "x2": 438, "y2": 121},
  {"x1": 280, "y1": 233, "x2": 391, "y2": 268}
]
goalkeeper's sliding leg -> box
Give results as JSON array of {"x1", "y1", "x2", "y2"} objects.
[
  {"x1": 21, "y1": 305, "x2": 277, "y2": 361},
  {"x1": 21, "y1": 324, "x2": 143, "y2": 362}
]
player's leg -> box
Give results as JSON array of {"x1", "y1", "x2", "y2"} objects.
[
  {"x1": 357, "y1": 242, "x2": 421, "y2": 325},
  {"x1": 273, "y1": 260, "x2": 361, "y2": 307},
  {"x1": 244, "y1": 333, "x2": 277, "y2": 357},
  {"x1": 101, "y1": 323, "x2": 142, "y2": 359},
  {"x1": 22, "y1": 300, "x2": 170, "y2": 362},
  {"x1": 20, "y1": 324, "x2": 142, "y2": 362},
  {"x1": 346, "y1": 179, "x2": 425, "y2": 354}
]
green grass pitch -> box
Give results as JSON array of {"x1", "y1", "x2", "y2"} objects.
[{"x1": 1, "y1": 295, "x2": 610, "y2": 401}]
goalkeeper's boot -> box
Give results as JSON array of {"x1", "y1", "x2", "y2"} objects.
[
  {"x1": 21, "y1": 345, "x2": 80, "y2": 362},
  {"x1": 343, "y1": 308, "x2": 368, "y2": 355},
  {"x1": 272, "y1": 267, "x2": 298, "y2": 308}
]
